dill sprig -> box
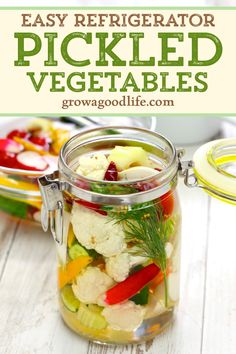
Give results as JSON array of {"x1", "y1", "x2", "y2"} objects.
[{"x1": 110, "y1": 202, "x2": 173, "y2": 307}]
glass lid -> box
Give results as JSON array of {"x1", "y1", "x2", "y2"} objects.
[{"x1": 193, "y1": 138, "x2": 236, "y2": 204}]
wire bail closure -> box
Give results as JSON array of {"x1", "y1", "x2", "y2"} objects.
[
  {"x1": 178, "y1": 150, "x2": 236, "y2": 204},
  {"x1": 38, "y1": 171, "x2": 64, "y2": 245},
  {"x1": 177, "y1": 148, "x2": 205, "y2": 189},
  {"x1": 178, "y1": 157, "x2": 198, "y2": 188}
]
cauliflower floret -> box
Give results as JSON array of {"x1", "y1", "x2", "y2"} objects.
[
  {"x1": 76, "y1": 153, "x2": 109, "y2": 179},
  {"x1": 129, "y1": 248, "x2": 148, "y2": 267},
  {"x1": 71, "y1": 203, "x2": 126, "y2": 257},
  {"x1": 105, "y1": 251, "x2": 148, "y2": 282},
  {"x1": 72, "y1": 267, "x2": 114, "y2": 304},
  {"x1": 105, "y1": 253, "x2": 130, "y2": 282},
  {"x1": 96, "y1": 235, "x2": 126, "y2": 257},
  {"x1": 102, "y1": 301, "x2": 145, "y2": 331},
  {"x1": 71, "y1": 204, "x2": 107, "y2": 248},
  {"x1": 86, "y1": 169, "x2": 106, "y2": 180}
]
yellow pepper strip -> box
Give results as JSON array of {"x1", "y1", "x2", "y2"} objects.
[
  {"x1": 67, "y1": 224, "x2": 75, "y2": 248},
  {"x1": 51, "y1": 128, "x2": 70, "y2": 155},
  {"x1": 13, "y1": 137, "x2": 50, "y2": 156},
  {"x1": 0, "y1": 176, "x2": 38, "y2": 191},
  {"x1": 0, "y1": 176, "x2": 41, "y2": 208},
  {"x1": 58, "y1": 256, "x2": 92, "y2": 289}
]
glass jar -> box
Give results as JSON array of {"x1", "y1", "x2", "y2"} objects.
[
  {"x1": 192, "y1": 138, "x2": 236, "y2": 204},
  {"x1": 39, "y1": 126, "x2": 181, "y2": 344},
  {"x1": 38, "y1": 128, "x2": 236, "y2": 345},
  {"x1": 0, "y1": 170, "x2": 42, "y2": 222}
]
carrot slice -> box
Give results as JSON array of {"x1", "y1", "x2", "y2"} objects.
[{"x1": 149, "y1": 267, "x2": 171, "y2": 292}]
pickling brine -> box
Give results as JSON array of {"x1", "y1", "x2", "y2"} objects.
[{"x1": 54, "y1": 141, "x2": 181, "y2": 344}]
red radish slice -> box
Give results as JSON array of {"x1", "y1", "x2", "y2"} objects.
[
  {"x1": 43, "y1": 155, "x2": 58, "y2": 171},
  {"x1": 0, "y1": 151, "x2": 18, "y2": 168},
  {"x1": 160, "y1": 191, "x2": 174, "y2": 219},
  {"x1": 16, "y1": 151, "x2": 49, "y2": 171},
  {"x1": 0, "y1": 139, "x2": 23, "y2": 154},
  {"x1": 7, "y1": 129, "x2": 29, "y2": 140},
  {"x1": 135, "y1": 181, "x2": 157, "y2": 191}
]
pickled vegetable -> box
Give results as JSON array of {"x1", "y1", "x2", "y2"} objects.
[
  {"x1": 77, "y1": 303, "x2": 107, "y2": 330},
  {"x1": 0, "y1": 118, "x2": 73, "y2": 222},
  {"x1": 108, "y1": 146, "x2": 150, "y2": 171},
  {"x1": 58, "y1": 256, "x2": 92, "y2": 289},
  {"x1": 69, "y1": 243, "x2": 89, "y2": 260},
  {"x1": 105, "y1": 264, "x2": 160, "y2": 305},
  {"x1": 61, "y1": 285, "x2": 80, "y2": 312}
]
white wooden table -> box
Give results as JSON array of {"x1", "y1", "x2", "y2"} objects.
[{"x1": 0, "y1": 140, "x2": 236, "y2": 354}]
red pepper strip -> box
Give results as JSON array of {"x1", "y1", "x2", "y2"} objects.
[
  {"x1": 105, "y1": 263, "x2": 160, "y2": 305},
  {"x1": 160, "y1": 191, "x2": 174, "y2": 219},
  {"x1": 75, "y1": 199, "x2": 107, "y2": 216},
  {"x1": 104, "y1": 161, "x2": 118, "y2": 181}
]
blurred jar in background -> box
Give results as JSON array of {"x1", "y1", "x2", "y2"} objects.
[{"x1": 153, "y1": 117, "x2": 221, "y2": 145}]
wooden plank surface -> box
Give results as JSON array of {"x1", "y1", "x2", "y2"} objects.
[
  {"x1": 0, "y1": 222, "x2": 89, "y2": 354},
  {"x1": 0, "y1": 179, "x2": 209, "y2": 354},
  {"x1": 201, "y1": 198, "x2": 236, "y2": 354},
  {"x1": 0, "y1": 215, "x2": 18, "y2": 282}
]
